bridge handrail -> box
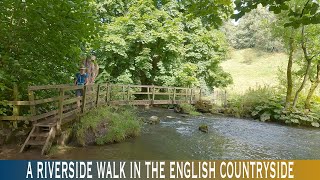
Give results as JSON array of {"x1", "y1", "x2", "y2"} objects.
[{"x1": 0, "y1": 83, "x2": 202, "y2": 125}]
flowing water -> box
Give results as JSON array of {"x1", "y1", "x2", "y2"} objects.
[{"x1": 56, "y1": 108, "x2": 320, "y2": 160}]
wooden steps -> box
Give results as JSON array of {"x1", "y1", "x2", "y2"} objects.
[{"x1": 20, "y1": 121, "x2": 57, "y2": 155}]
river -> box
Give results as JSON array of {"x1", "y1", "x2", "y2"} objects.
[{"x1": 53, "y1": 108, "x2": 320, "y2": 160}]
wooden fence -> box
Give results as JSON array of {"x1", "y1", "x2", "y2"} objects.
[{"x1": 0, "y1": 84, "x2": 201, "y2": 127}]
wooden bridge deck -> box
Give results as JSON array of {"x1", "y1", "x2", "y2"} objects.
[{"x1": 0, "y1": 83, "x2": 202, "y2": 154}]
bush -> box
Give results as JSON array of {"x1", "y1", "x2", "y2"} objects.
[
  {"x1": 74, "y1": 105, "x2": 142, "y2": 146},
  {"x1": 226, "y1": 86, "x2": 276, "y2": 117},
  {"x1": 178, "y1": 103, "x2": 201, "y2": 115},
  {"x1": 227, "y1": 86, "x2": 320, "y2": 127}
]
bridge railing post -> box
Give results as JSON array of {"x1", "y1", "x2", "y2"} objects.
[
  {"x1": 95, "y1": 84, "x2": 100, "y2": 107},
  {"x1": 173, "y1": 87, "x2": 176, "y2": 104},
  {"x1": 57, "y1": 87, "x2": 65, "y2": 133},
  {"x1": 81, "y1": 85, "x2": 87, "y2": 113},
  {"x1": 28, "y1": 88, "x2": 36, "y2": 125},
  {"x1": 127, "y1": 85, "x2": 131, "y2": 103},
  {"x1": 185, "y1": 88, "x2": 188, "y2": 102},
  {"x1": 106, "y1": 83, "x2": 110, "y2": 105},
  {"x1": 190, "y1": 88, "x2": 193, "y2": 104},
  {"x1": 152, "y1": 85, "x2": 155, "y2": 105}
]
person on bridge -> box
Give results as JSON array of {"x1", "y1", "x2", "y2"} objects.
[{"x1": 75, "y1": 66, "x2": 88, "y2": 108}]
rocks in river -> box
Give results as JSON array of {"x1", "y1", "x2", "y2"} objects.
[
  {"x1": 145, "y1": 116, "x2": 160, "y2": 125},
  {"x1": 166, "y1": 116, "x2": 175, "y2": 119},
  {"x1": 198, "y1": 124, "x2": 208, "y2": 133}
]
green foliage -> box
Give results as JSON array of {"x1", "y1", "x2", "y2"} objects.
[
  {"x1": 96, "y1": 0, "x2": 232, "y2": 88},
  {"x1": 228, "y1": 86, "x2": 320, "y2": 127},
  {"x1": 74, "y1": 106, "x2": 142, "y2": 146},
  {"x1": 223, "y1": 5, "x2": 283, "y2": 52},
  {"x1": 233, "y1": 0, "x2": 320, "y2": 27},
  {"x1": 0, "y1": 0, "x2": 98, "y2": 99},
  {"x1": 227, "y1": 86, "x2": 277, "y2": 117},
  {"x1": 179, "y1": 103, "x2": 201, "y2": 115}
]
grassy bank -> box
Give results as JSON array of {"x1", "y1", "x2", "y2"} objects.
[
  {"x1": 74, "y1": 106, "x2": 142, "y2": 146},
  {"x1": 222, "y1": 48, "x2": 288, "y2": 94}
]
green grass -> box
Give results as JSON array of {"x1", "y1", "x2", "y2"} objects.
[
  {"x1": 222, "y1": 48, "x2": 288, "y2": 94},
  {"x1": 179, "y1": 103, "x2": 201, "y2": 115},
  {"x1": 74, "y1": 106, "x2": 142, "y2": 146}
]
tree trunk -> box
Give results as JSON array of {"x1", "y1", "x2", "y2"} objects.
[
  {"x1": 305, "y1": 64, "x2": 320, "y2": 110},
  {"x1": 284, "y1": 31, "x2": 295, "y2": 110},
  {"x1": 292, "y1": 26, "x2": 311, "y2": 108}
]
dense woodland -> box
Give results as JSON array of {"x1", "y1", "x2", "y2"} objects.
[{"x1": 1, "y1": 0, "x2": 320, "y2": 127}]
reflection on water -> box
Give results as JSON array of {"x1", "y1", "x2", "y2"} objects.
[{"x1": 55, "y1": 108, "x2": 320, "y2": 160}]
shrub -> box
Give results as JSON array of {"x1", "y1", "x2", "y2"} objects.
[
  {"x1": 74, "y1": 105, "x2": 142, "y2": 146},
  {"x1": 227, "y1": 86, "x2": 320, "y2": 127},
  {"x1": 179, "y1": 103, "x2": 201, "y2": 115}
]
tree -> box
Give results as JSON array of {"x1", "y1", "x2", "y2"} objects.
[
  {"x1": 0, "y1": 0, "x2": 98, "y2": 100},
  {"x1": 96, "y1": 0, "x2": 232, "y2": 89},
  {"x1": 223, "y1": 5, "x2": 283, "y2": 52}
]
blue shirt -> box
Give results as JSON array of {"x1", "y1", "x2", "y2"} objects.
[{"x1": 75, "y1": 73, "x2": 88, "y2": 85}]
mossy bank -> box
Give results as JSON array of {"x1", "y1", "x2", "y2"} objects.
[{"x1": 73, "y1": 106, "x2": 142, "y2": 146}]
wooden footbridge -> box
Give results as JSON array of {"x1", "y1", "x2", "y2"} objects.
[{"x1": 0, "y1": 84, "x2": 201, "y2": 155}]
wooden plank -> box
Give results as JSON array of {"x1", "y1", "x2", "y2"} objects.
[
  {"x1": 12, "y1": 84, "x2": 19, "y2": 128},
  {"x1": 152, "y1": 100, "x2": 172, "y2": 105},
  {"x1": 153, "y1": 92, "x2": 173, "y2": 95},
  {"x1": 127, "y1": 85, "x2": 131, "y2": 101},
  {"x1": 57, "y1": 88, "x2": 65, "y2": 132},
  {"x1": 20, "y1": 126, "x2": 36, "y2": 153},
  {"x1": 190, "y1": 88, "x2": 193, "y2": 103},
  {"x1": 28, "y1": 90, "x2": 37, "y2": 124},
  {"x1": 173, "y1": 87, "x2": 176, "y2": 104},
  {"x1": 31, "y1": 109, "x2": 57, "y2": 121},
  {"x1": 0, "y1": 116, "x2": 30, "y2": 121},
  {"x1": 131, "y1": 92, "x2": 152, "y2": 95},
  {"x1": 152, "y1": 85, "x2": 155, "y2": 104},
  {"x1": 62, "y1": 109, "x2": 79, "y2": 119},
  {"x1": 42, "y1": 127, "x2": 56, "y2": 155},
  {"x1": 1, "y1": 101, "x2": 30, "y2": 106},
  {"x1": 29, "y1": 84, "x2": 74, "y2": 91},
  {"x1": 32, "y1": 96, "x2": 60, "y2": 105},
  {"x1": 63, "y1": 96, "x2": 82, "y2": 105},
  {"x1": 63, "y1": 85, "x2": 84, "y2": 91}
]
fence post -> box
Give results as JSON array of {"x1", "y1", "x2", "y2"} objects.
[
  {"x1": 28, "y1": 88, "x2": 36, "y2": 124},
  {"x1": 224, "y1": 89, "x2": 227, "y2": 107},
  {"x1": 185, "y1": 88, "x2": 188, "y2": 102},
  {"x1": 152, "y1": 85, "x2": 155, "y2": 105},
  {"x1": 81, "y1": 86, "x2": 87, "y2": 113},
  {"x1": 12, "y1": 84, "x2": 19, "y2": 128},
  {"x1": 122, "y1": 85, "x2": 125, "y2": 100},
  {"x1": 57, "y1": 88, "x2": 65, "y2": 133},
  {"x1": 190, "y1": 88, "x2": 193, "y2": 104},
  {"x1": 95, "y1": 84, "x2": 100, "y2": 107},
  {"x1": 147, "y1": 87, "x2": 150, "y2": 100},
  {"x1": 173, "y1": 87, "x2": 176, "y2": 104},
  {"x1": 106, "y1": 83, "x2": 110, "y2": 105},
  {"x1": 127, "y1": 85, "x2": 131, "y2": 102}
]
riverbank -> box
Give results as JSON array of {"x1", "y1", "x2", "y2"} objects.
[{"x1": 2, "y1": 107, "x2": 320, "y2": 160}]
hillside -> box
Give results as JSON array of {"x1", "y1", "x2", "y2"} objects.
[{"x1": 222, "y1": 48, "x2": 288, "y2": 94}]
